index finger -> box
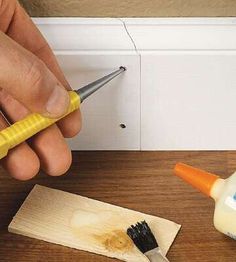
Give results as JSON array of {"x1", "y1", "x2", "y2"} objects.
[{"x1": 0, "y1": 0, "x2": 81, "y2": 137}]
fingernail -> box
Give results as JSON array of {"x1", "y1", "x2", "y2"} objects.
[{"x1": 45, "y1": 85, "x2": 70, "y2": 117}]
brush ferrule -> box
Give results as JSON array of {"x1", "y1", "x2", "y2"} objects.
[{"x1": 145, "y1": 248, "x2": 170, "y2": 262}]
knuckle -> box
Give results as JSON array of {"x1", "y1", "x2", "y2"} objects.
[
  {"x1": 24, "y1": 59, "x2": 45, "y2": 90},
  {"x1": 22, "y1": 58, "x2": 50, "y2": 109}
]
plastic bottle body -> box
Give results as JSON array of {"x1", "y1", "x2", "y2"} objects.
[
  {"x1": 211, "y1": 172, "x2": 236, "y2": 239},
  {"x1": 174, "y1": 163, "x2": 236, "y2": 240}
]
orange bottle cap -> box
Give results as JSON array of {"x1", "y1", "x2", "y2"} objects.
[{"x1": 174, "y1": 163, "x2": 219, "y2": 197}]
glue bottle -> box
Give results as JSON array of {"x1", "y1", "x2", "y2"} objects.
[{"x1": 174, "y1": 162, "x2": 236, "y2": 240}]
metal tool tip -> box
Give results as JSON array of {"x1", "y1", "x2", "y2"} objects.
[{"x1": 120, "y1": 66, "x2": 127, "y2": 71}]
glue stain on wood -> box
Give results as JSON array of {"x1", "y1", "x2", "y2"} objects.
[
  {"x1": 70, "y1": 209, "x2": 134, "y2": 253},
  {"x1": 94, "y1": 230, "x2": 133, "y2": 253}
]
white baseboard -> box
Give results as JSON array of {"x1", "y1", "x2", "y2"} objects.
[{"x1": 34, "y1": 18, "x2": 236, "y2": 150}]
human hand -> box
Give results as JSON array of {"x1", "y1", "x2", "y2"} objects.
[{"x1": 0, "y1": 0, "x2": 82, "y2": 180}]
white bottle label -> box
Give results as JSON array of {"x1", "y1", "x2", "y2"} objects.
[{"x1": 225, "y1": 193, "x2": 236, "y2": 210}]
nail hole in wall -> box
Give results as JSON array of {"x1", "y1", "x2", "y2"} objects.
[{"x1": 120, "y1": 124, "x2": 126, "y2": 129}]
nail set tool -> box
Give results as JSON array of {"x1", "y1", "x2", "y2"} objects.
[{"x1": 0, "y1": 67, "x2": 126, "y2": 159}]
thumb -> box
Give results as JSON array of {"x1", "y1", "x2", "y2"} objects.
[{"x1": 0, "y1": 32, "x2": 70, "y2": 118}]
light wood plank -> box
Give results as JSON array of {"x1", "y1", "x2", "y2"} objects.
[{"x1": 9, "y1": 185, "x2": 181, "y2": 262}]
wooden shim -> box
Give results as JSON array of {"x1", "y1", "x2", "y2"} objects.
[{"x1": 9, "y1": 185, "x2": 181, "y2": 262}]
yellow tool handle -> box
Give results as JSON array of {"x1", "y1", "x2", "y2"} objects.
[{"x1": 0, "y1": 91, "x2": 80, "y2": 159}]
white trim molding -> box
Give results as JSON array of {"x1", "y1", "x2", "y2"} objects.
[
  {"x1": 34, "y1": 18, "x2": 236, "y2": 150},
  {"x1": 34, "y1": 18, "x2": 236, "y2": 52},
  {"x1": 33, "y1": 18, "x2": 134, "y2": 51}
]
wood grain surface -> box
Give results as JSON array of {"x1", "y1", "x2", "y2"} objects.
[
  {"x1": 9, "y1": 185, "x2": 180, "y2": 261},
  {"x1": 19, "y1": 0, "x2": 236, "y2": 17},
  {"x1": 1, "y1": 151, "x2": 236, "y2": 261}
]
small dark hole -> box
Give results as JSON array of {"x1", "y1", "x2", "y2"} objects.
[{"x1": 120, "y1": 124, "x2": 126, "y2": 129}]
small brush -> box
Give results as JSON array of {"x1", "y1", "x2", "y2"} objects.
[{"x1": 127, "y1": 221, "x2": 170, "y2": 262}]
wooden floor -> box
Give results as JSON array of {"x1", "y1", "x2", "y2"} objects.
[{"x1": 1, "y1": 151, "x2": 236, "y2": 261}]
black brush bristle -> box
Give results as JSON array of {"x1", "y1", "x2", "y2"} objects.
[{"x1": 127, "y1": 221, "x2": 158, "y2": 253}]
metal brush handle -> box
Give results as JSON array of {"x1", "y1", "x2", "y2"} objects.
[{"x1": 145, "y1": 248, "x2": 170, "y2": 262}]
